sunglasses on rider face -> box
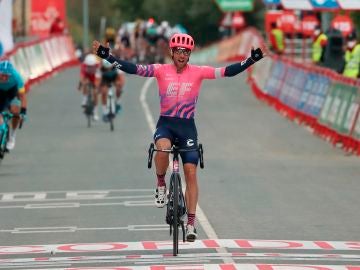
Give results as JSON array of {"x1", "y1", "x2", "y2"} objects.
[
  {"x1": 173, "y1": 47, "x2": 191, "y2": 56},
  {"x1": 0, "y1": 73, "x2": 10, "y2": 81}
]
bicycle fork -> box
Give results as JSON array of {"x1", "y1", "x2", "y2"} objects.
[{"x1": 168, "y1": 158, "x2": 186, "y2": 243}]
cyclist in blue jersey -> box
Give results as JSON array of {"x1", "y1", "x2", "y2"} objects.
[
  {"x1": 93, "y1": 34, "x2": 264, "y2": 241},
  {"x1": 0, "y1": 60, "x2": 27, "y2": 150}
]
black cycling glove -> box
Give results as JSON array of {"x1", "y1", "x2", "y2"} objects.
[
  {"x1": 251, "y1": 48, "x2": 263, "y2": 62},
  {"x1": 97, "y1": 44, "x2": 110, "y2": 59},
  {"x1": 20, "y1": 107, "x2": 27, "y2": 115}
]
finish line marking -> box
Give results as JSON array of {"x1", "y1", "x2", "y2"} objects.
[
  {"x1": 0, "y1": 252, "x2": 359, "y2": 265},
  {"x1": 2, "y1": 263, "x2": 357, "y2": 270},
  {"x1": 0, "y1": 239, "x2": 359, "y2": 255}
]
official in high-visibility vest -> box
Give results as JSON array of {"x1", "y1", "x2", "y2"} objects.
[
  {"x1": 312, "y1": 26, "x2": 328, "y2": 64},
  {"x1": 269, "y1": 22, "x2": 285, "y2": 54},
  {"x1": 343, "y1": 31, "x2": 360, "y2": 79}
]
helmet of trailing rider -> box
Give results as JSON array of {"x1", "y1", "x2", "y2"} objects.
[
  {"x1": 0, "y1": 60, "x2": 14, "y2": 75},
  {"x1": 84, "y1": 54, "x2": 98, "y2": 66}
]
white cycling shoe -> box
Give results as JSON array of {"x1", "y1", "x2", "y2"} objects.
[
  {"x1": 186, "y1": 224, "x2": 197, "y2": 242},
  {"x1": 154, "y1": 186, "x2": 167, "y2": 208},
  {"x1": 6, "y1": 135, "x2": 16, "y2": 150},
  {"x1": 93, "y1": 112, "x2": 99, "y2": 121}
]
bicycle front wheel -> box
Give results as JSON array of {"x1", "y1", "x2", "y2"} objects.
[{"x1": 172, "y1": 174, "x2": 179, "y2": 256}]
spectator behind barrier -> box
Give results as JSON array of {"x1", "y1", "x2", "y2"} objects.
[
  {"x1": 322, "y1": 27, "x2": 345, "y2": 73},
  {"x1": 269, "y1": 22, "x2": 284, "y2": 55},
  {"x1": 312, "y1": 26, "x2": 327, "y2": 65},
  {"x1": 343, "y1": 31, "x2": 360, "y2": 79}
]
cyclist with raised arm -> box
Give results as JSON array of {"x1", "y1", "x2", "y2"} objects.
[
  {"x1": 93, "y1": 33, "x2": 264, "y2": 242},
  {"x1": 0, "y1": 60, "x2": 27, "y2": 150},
  {"x1": 100, "y1": 59, "x2": 125, "y2": 121}
]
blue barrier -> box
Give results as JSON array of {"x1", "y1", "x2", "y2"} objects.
[{"x1": 264, "y1": 60, "x2": 286, "y2": 97}]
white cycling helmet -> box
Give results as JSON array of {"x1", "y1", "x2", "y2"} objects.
[
  {"x1": 84, "y1": 54, "x2": 98, "y2": 66},
  {"x1": 102, "y1": 59, "x2": 113, "y2": 69}
]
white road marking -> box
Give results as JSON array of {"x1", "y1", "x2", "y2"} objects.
[
  {"x1": 0, "y1": 200, "x2": 154, "y2": 209},
  {"x1": 0, "y1": 224, "x2": 169, "y2": 234},
  {"x1": 140, "y1": 78, "x2": 232, "y2": 263},
  {"x1": 0, "y1": 252, "x2": 359, "y2": 267},
  {"x1": 0, "y1": 189, "x2": 153, "y2": 201},
  {"x1": 1, "y1": 239, "x2": 358, "y2": 254},
  {"x1": 25, "y1": 203, "x2": 80, "y2": 209},
  {"x1": 2, "y1": 264, "x2": 356, "y2": 270}
]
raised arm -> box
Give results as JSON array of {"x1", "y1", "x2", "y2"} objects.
[
  {"x1": 224, "y1": 48, "x2": 264, "y2": 77},
  {"x1": 93, "y1": 41, "x2": 137, "y2": 74}
]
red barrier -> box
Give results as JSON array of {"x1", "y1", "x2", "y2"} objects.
[
  {"x1": 245, "y1": 29, "x2": 360, "y2": 155},
  {"x1": 1, "y1": 34, "x2": 79, "y2": 91}
]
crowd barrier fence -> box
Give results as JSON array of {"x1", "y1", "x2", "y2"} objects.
[
  {"x1": 1, "y1": 34, "x2": 78, "y2": 91},
  {"x1": 192, "y1": 28, "x2": 360, "y2": 155}
]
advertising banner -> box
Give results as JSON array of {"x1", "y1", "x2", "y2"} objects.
[
  {"x1": 281, "y1": 0, "x2": 313, "y2": 10},
  {"x1": 0, "y1": 0, "x2": 14, "y2": 54},
  {"x1": 263, "y1": 0, "x2": 281, "y2": 4},
  {"x1": 30, "y1": 0, "x2": 66, "y2": 37},
  {"x1": 278, "y1": 10, "x2": 298, "y2": 33},
  {"x1": 309, "y1": 0, "x2": 339, "y2": 10},
  {"x1": 301, "y1": 15, "x2": 320, "y2": 36},
  {"x1": 264, "y1": 60, "x2": 287, "y2": 97},
  {"x1": 337, "y1": 0, "x2": 360, "y2": 10},
  {"x1": 331, "y1": 15, "x2": 354, "y2": 37},
  {"x1": 280, "y1": 66, "x2": 307, "y2": 109},
  {"x1": 302, "y1": 74, "x2": 331, "y2": 117},
  {"x1": 215, "y1": 0, "x2": 254, "y2": 12}
]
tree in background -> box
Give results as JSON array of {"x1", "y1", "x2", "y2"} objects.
[{"x1": 66, "y1": 0, "x2": 265, "y2": 47}]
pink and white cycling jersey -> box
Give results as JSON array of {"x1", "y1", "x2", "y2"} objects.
[{"x1": 137, "y1": 64, "x2": 225, "y2": 119}]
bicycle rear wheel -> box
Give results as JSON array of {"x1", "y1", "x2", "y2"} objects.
[
  {"x1": 87, "y1": 114, "x2": 91, "y2": 128},
  {"x1": 172, "y1": 174, "x2": 179, "y2": 256},
  {"x1": 109, "y1": 115, "x2": 114, "y2": 131},
  {"x1": 107, "y1": 92, "x2": 115, "y2": 132},
  {"x1": 84, "y1": 84, "x2": 94, "y2": 128},
  {"x1": 0, "y1": 128, "x2": 9, "y2": 160}
]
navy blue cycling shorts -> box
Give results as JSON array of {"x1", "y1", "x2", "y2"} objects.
[
  {"x1": 0, "y1": 86, "x2": 18, "y2": 112},
  {"x1": 153, "y1": 116, "x2": 199, "y2": 165}
]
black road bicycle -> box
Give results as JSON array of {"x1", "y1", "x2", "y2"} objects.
[
  {"x1": 0, "y1": 111, "x2": 23, "y2": 162},
  {"x1": 147, "y1": 142, "x2": 204, "y2": 256},
  {"x1": 106, "y1": 84, "x2": 116, "y2": 132},
  {"x1": 83, "y1": 82, "x2": 95, "y2": 128}
]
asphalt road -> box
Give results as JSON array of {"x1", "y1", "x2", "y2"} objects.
[{"x1": 0, "y1": 65, "x2": 359, "y2": 270}]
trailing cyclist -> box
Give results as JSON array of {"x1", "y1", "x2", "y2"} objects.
[
  {"x1": 100, "y1": 59, "x2": 125, "y2": 122},
  {"x1": 93, "y1": 33, "x2": 264, "y2": 242},
  {"x1": 0, "y1": 60, "x2": 27, "y2": 150},
  {"x1": 79, "y1": 54, "x2": 101, "y2": 121}
]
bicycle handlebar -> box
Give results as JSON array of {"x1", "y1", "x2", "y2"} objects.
[
  {"x1": 147, "y1": 143, "x2": 204, "y2": 169},
  {"x1": 1, "y1": 112, "x2": 24, "y2": 129}
]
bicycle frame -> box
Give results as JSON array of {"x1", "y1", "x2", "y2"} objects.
[
  {"x1": 83, "y1": 82, "x2": 94, "y2": 128},
  {"x1": 147, "y1": 142, "x2": 204, "y2": 256},
  {"x1": 0, "y1": 112, "x2": 12, "y2": 159},
  {"x1": 106, "y1": 84, "x2": 116, "y2": 131}
]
